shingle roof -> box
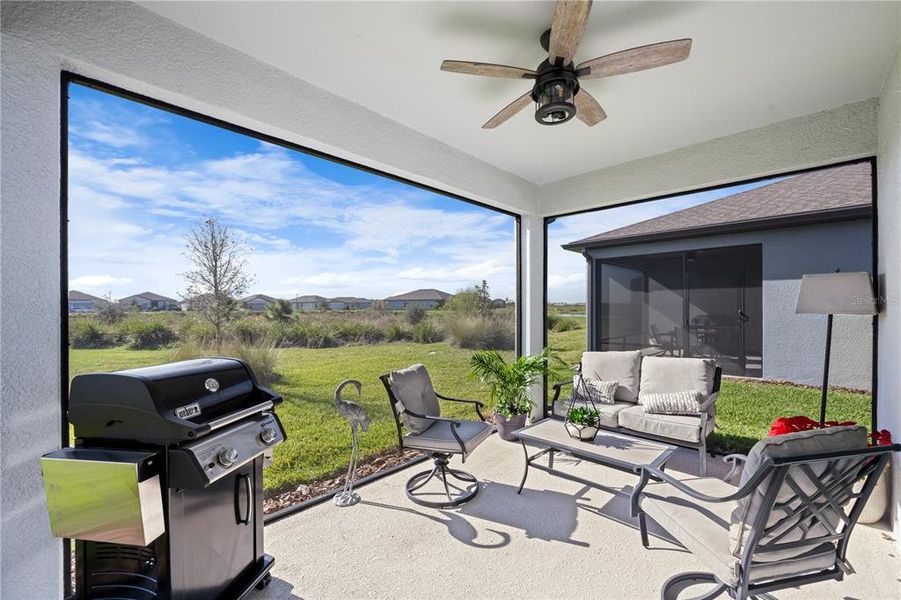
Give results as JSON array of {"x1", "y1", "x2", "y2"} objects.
[
  {"x1": 120, "y1": 291, "x2": 179, "y2": 302},
  {"x1": 290, "y1": 295, "x2": 327, "y2": 302},
  {"x1": 242, "y1": 294, "x2": 278, "y2": 303},
  {"x1": 565, "y1": 162, "x2": 872, "y2": 251},
  {"x1": 384, "y1": 288, "x2": 452, "y2": 301},
  {"x1": 329, "y1": 297, "x2": 371, "y2": 303},
  {"x1": 68, "y1": 290, "x2": 106, "y2": 302}
]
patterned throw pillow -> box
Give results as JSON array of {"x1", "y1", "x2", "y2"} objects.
[
  {"x1": 570, "y1": 375, "x2": 618, "y2": 406},
  {"x1": 641, "y1": 390, "x2": 704, "y2": 415}
]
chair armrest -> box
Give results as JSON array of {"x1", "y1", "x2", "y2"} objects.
[
  {"x1": 630, "y1": 460, "x2": 775, "y2": 518},
  {"x1": 436, "y1": 392, "x2": 485, "y2": 421},
  {"x1": 551, "y1": 379, "x2": 572, "y2": 396},
  {"x1": 723, "y1": 454, "x2": 748, "y2": 482},
  {"x1": 698, "y1": 391, "x2": 719, "y2": 414}
]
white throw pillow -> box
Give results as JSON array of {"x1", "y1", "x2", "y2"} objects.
[
  {"x1": 570, "y1": 375, "x2": 618, "y2": 405},
  {"x1": 641, "y1": 390, "x2": 704, "y2": 415}
]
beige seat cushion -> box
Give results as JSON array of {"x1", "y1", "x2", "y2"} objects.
[
  {"x1": 638, "y1": 357, "x2": 716, "y2": 404},
  {"x1": 642, "y1": 477, "x2": 837, "y2": 587},
  {"x1": 552, "y1": 400, "x2": 633, "y2": 428},
  {"x1": 403, "y1": 420, "x2": 493, "y2": 454},
  {"x1": 389, "y1": 364, "x2": 440, "y2": 434},
  {"x1": 581, "y1": 351, "x2": 642, "y2": 402},
  {"x1": 729, "y1": 425, "x2": 868, "y2": 560},
  {"x1": 618, "y1": 405, "x2": 710, "y2": 443}
]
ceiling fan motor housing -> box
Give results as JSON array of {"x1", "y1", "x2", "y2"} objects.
[{"x1": 532, "y1": 62, "x2": 580, "y2": 125}]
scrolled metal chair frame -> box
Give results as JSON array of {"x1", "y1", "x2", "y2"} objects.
[
  {"x1": 630, "y1": 443, "x2": 899, "y2": 600},
  {"x1": 379, "y1": 373, "x2": 487, "y2": 508}
]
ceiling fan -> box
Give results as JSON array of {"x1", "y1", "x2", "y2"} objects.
[{"x1": 440, "y1": 0, "x2": 691, "y2": 128}]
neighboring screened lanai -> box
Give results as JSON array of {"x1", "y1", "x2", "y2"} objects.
[{"x1": 564, "y1": 162, "x2": 873, "y2": 384}]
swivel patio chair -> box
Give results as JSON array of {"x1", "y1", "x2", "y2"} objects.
[
  {"x1": 380, "y1": 364, "x2": 494, "y2": 508},
  {"x1": 630, "y1": 425, "x2": 899, "y2": 600}
]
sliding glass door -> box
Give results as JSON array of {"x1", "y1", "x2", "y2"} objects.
[{"x1": 596, "y1": 244, "x2": 762, "y2": 377}]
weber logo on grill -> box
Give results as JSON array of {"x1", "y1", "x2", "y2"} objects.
[{"x1": 175, "y1": 403, "x2": 202, "y2": 420}]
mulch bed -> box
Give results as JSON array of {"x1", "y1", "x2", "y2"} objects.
[
  {"x1": 263, "y1": 448, "x2": 422, "y2": 514},
  {"x1": 722, "y1": 374, "x2": 869, "y2": 395}
]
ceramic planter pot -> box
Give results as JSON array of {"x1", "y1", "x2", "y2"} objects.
[
  {"x1": 494, "y1": 412, "x2": 528, "y2": 441},
  {"x1": 565, "y1": 422, "x2": 599, "y2": 442},
  {"x1": 857, "y1": 460, "x2": 891, "y2": 524}
]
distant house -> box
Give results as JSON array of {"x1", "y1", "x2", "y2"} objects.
[
  {"x1": 68, "y1": 290, "x2": 106, "y2": 313},
  {"x1": 383, "y1": 289, "x2": 451, "y2": 310},
  {"x1": 490, "y1": 298, "x2": 507, "y2": 308},
  {"x1": 327, "y1": 297, "x2": 373, "y2": 310},
  {"x1": 118, "y1": 291, "x2": 179, "y2": 311},
  {"x1": 242, "y1": 294, "x2": 278, "y2": 312},
  {"x1": 290, "y1": 295, "x2": 327, "y2": 311}
]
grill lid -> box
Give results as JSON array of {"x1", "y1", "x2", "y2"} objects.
[{"x1": 69, "y1": 358, "x2": 281, "y2": 444}]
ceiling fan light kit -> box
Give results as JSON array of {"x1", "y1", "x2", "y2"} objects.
[
  {"x1": 533, "y1": 65, "x2": 579, "y2": 125},
  {"x1": 439, "y1": 0, "x2": 692, "y2": 129}
]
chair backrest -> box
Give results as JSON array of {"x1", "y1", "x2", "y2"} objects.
[
  {"x1": 729, "y1": 426, "x2": 890, "y2": 571},
  {"x1": 380, "y1": 364, "x2": 440, "y2": 438}
]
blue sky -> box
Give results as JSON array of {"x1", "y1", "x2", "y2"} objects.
[
  {"x1": 68, "y1": 83, "x2": 518, "y2": 302},
  {"x1": 69, "y1": 82, "x2": 776, "y2": 305}
]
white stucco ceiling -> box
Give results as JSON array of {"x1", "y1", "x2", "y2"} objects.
[{"x1": 142, "y1": 1, "x2": 899, "y2": 185}]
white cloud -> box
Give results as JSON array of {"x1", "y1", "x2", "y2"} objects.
[
  {"x1": 70, "y1": 274, "x2": 134, "y2": 289},
  {"x1": 68, "y1": 122, "x2": 518, "y2": 301},
  {"x1": 72, "y1": 121, "x2": 147, "y2": 148}
]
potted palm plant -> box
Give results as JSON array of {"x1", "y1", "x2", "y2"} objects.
[{"x1": 470, "y1": 347, "x2": 565, "y2": 441}]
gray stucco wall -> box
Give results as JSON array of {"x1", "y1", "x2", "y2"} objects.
[{"x1": 587, "y1": 218, "x2": 873, "y2": 390}]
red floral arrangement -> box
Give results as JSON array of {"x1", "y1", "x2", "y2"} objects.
[{"x1": 768, "y1": 416, "x2": 892, "y2": 447}]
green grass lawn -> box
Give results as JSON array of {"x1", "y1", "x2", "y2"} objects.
[
  {"x1": 70, "y1": 330, "x2": 871, "y2": 493},
  {"x1": 69, "y1": 343, "x2": 512, "y2": 494}
]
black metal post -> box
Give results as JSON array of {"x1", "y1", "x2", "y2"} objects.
[{"x1": 820, "y1": 313, "x2": 834, "y2": 426}]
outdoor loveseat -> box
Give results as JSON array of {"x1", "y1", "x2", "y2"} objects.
[{"x1": 547, "y1": 351, "x2": 721, "y2": 476}]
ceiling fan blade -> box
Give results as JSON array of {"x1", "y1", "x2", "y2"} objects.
[
  {"x1": 549, "y1": 0, "x2": 593, "y2": 66},
  {"x1": 577, "y1": 38, "x2": 692, "y2": 79},
  {"x1": 482, "y1": 91, "x2": 533, "y2": 129},
  {"x1": 574, "y1": 90, "x2": 607, "y2": 126},
  {"x1": 441, "y1": 60, "x2": 536, "y2": 79}
]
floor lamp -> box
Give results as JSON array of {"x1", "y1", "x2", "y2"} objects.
[{"x1": 795, "y1": 272, "x2": 877, "y2": 426}]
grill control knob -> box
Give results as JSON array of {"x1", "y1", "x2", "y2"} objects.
[
  {"x1": 260, "y1": 427, "x2": 278, "y2": 445},
  {"x1": 217, "y1": 447, "x2": 239, "y2": 468}
]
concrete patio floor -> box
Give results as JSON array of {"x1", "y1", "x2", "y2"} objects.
[{"x1": 259, "y1": 433, "x2": 901, "y2": 600}]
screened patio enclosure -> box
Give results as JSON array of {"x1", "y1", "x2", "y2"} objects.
[{"x1": 595, "y1": 244, "x2": 763, "y2": 377}]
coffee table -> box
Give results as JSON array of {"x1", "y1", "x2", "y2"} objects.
[{"x1": 514, "y1": 419, "x2": 676, "y2": 539}]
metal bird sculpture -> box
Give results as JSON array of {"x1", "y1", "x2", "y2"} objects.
[{"x1": 333, "y1": 379, "x2": 369, "y2": 507}]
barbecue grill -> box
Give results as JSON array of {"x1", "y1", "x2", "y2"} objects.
[{"x1": 43, "y1": 358, "x2": 286, "y2": 600}]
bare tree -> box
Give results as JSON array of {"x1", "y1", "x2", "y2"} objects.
[{"x1": 181, "y1": 218, "x2": 253, "y2": 349}]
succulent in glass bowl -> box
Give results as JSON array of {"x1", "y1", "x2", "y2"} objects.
[{"x1": 565, "y1": 405, "x2": 600, "y2": 442}]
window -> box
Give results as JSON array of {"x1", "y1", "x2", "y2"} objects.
[{"x1": 64, "y1": 77, "x2": 519, "y2": 518}]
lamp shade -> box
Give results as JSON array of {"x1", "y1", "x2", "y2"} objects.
[{"x1": 795, "y1": 272, "x2": 877, "y2": 315}]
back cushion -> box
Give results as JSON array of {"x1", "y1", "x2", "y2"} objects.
[
  {"x1": 581, "y1": 351, "x2": 641, "y2": 403},
  {"x1": 728, "y1": 425, "x2": 868, "y2": 561},
  {"x1": 389, "y1": 364, "x2": 440, "y2": 434},
  {"x1": 638, "y1": 357, "x2": 716, "y2": 404}
]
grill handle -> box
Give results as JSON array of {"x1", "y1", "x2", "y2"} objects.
[
  {"x1": 206, "y1": 400, "x2": 274, "y2": 432},
  {"x1": 236, "y1": 473, "x2": 252, "y2": 525}
]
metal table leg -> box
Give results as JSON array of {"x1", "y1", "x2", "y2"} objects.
[{"x1": 517, "y1": 438, "x2": 531, "y2": 494}]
